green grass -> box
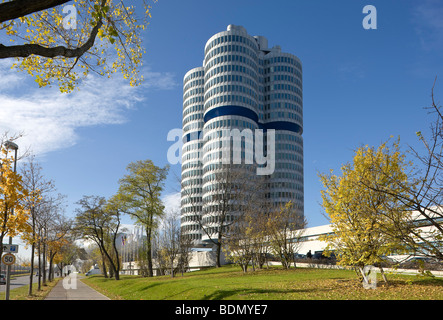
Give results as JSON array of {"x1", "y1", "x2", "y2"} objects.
[
  {"x1": 0, "y1": 277, "x2": 61, "y2": 300},
  {"x1": 82, "y1": 265, "x2": 443, "y2": 300}
]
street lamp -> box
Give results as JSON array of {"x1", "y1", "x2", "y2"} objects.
[
  {"x1": 3, "y1": 141, "x2": 18, "y2": 172},
  {"x1": 3, "y1": 140, "x2": 18, "y2": 301}
]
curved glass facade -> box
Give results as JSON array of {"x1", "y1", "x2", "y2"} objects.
[
  {"x1": 181, "y1": 67, "x2": 204, "y2": 241},
  {"x1": 181, "y1": 25, "x2": 303, "y2": 245}
]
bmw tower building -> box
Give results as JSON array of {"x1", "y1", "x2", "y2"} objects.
[{"x1": 181, "y1": 25, "x2": 303, "y2": 245}]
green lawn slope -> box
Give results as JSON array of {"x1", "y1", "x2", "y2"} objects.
[{"x1": 82, "y1": 265, "x2": 443, "y2": 300}]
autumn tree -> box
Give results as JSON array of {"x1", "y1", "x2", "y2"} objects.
[
  {"x1": 34, "y1": 192, "x2": 66, "y2": 287},
  {"x1": 20, "y1": 155, "x2": 58, "y2": 294},
  {"x1": 223, "y1": 214, "x2": 255, "y2": 273},
  {"x1": 0, "y1": 140, "x2": 30, "y2": 263},
  {"x1": 181, "y1": 164, "x2": 257, "y2": 268},
  {"x1": 53, "y1": 240, "x2": 80, "y2": 278},
  {"x1": 115, "y1": 159, "x2": 169, "y2": 277},
  {"x1": 223, "y1": 175, "x2": 270, "y2": 272},
  {"x1": 319, "y1": 139, "x2": 412, "y2": 285},
  {"x1": 266, "y1": 201, "x2": 306, "y2": 269},
  {"x1": 46, "y1": 212, "x2": 72, "y2": 282},
  {"x1": 0, "y1": 0, "x2": 155, "y2": 92}
]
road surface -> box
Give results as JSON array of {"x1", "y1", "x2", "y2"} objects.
[{"x1": 0, "y1": 275, "x2": 36, "y2": 292}]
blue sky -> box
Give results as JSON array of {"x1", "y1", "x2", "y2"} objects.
[{"x1": 1, "y1": 0, "x2": 443, "y2": 235}]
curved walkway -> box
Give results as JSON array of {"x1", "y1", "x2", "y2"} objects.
[{"x1": 45, "y1": 275, "x2": 110, "y2": 300}]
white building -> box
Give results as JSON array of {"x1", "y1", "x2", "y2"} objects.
[
  {"x1": 289, "y1": 206, "x2": 443, "y2": 262},
  {"x1": 181, "y1": 25, "x2": 304, "y2": 246}
]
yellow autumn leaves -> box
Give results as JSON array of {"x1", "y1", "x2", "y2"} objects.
[
  {"x1": 0, "y1": 148, "x2": 32, "y2": 240},
  {"x1": 1, "y1": 0, "x2": 155, "y2": 92},
  {"x1": 319, "y1": 138, "x2": 412, "y2": 270}
]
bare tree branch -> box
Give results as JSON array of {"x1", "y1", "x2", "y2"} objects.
[{"x1": 0, "y1": 19, "x2": 103, "y2": 59}]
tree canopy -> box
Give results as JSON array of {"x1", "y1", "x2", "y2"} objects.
[
  {"x1": 319, "y1": 138, "x2": 413, "y2": 282},
  {"x1": 116, "y1": 159, "x2": 169, "y2": 277}
]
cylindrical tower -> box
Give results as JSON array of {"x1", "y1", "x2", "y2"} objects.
[
  {"x1": 181, "y1": 25, "x2": 304, "y2": 246},
  {"x1": 201, "y1": 25, "x2": 261, "y2": 242},
  {"x1": 262, "y1": 49, "x2": 304, "y2": 214},
  {"x1": 181, "y1": 67, "x2": 205, "y2": 242}
]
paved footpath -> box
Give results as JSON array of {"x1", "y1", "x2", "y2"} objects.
[{"x1": 45, "y1": 275, "x2": 110, "y2": 300}]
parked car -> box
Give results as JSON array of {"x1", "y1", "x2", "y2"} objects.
[
  {"x1": 313, "y1": 250, "x2": 336, "y2": 260},
  {"x1": 0, "y1": 274, "x2": 6, "y2": 285},
  {"x1": 85, "y1": 266, "x2": 101, "y2": 276}
]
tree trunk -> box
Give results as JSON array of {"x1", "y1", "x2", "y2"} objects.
[
  {"x1": 42, "y1": 238, "x2": 47, "y2": 286},
  {"x1": 101, "y1": 252, "x2": 108, "y2": 278},
  {"x1": 48, "y1": 250, "x2": 52, "y2": 282},
  {"x1": 48, "y1": 251, "x2": 55, "y2": 282},
  {"x1": 112, "y1": 232, "x2": 121, "y2": 280},
  {"x1": 216, "y1": 233, "x2": 222, "y2": 267},
  {"x1": 379, "y1": 266, "x2": 388, "y2": 284},
  {"x1": 28, "y1": 243, "x2": 35, "y2": 296},
  {"x1": 146, "y1": 227, "x2": 153, "y2": 277},
  {"x1": 37, "y1": 241, "x2": 41, "y2": 291},
  {"x1": 101, "y1": 246, "x2": 119, "y2": 280}
]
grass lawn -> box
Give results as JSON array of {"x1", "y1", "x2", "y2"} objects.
[
  {"x1": 0, "y1": 277, "x2": 61, "y2": 300},
  {"x1": 82, "y1": 265, "x2": 443, "y2": 300}
]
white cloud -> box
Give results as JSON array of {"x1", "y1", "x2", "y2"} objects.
[
  {"x1": 143, "y1": 70, "x2": 177, "y2": 91},
  {"x1": 0, "y1": 61, "x2": 22, "y2": 90},
  {"x1": 162, "y1": 192, "x2": 181, "y2": 214},
  {"x1": 0, "y1": 62, "x2": 177, "y2": 156}
]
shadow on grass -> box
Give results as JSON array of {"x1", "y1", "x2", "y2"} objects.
[
  {"x1": 410, "y1": 277, "x2": 443, "y2": 287},
  {"x1": 139, "y1": 282, "x2": 165, "y2": 292},
  {"x1": 200, "y1": 287, "x2": 318, "y2": 300}
]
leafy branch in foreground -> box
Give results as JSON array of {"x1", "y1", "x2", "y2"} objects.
[{"x1": 0, "y1": 0, "x2": 156, "y2": 92}]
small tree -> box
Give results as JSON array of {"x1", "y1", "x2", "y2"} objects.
[
  {"x1": 176, "y1": 231, "x2": 193, "y2": 276},
  {"x1": 319, "y1": 139, "x2": 412, "y2": 285},
  {"x1": 20, "y1": 155, "x2": 55, "y2": 295},
  {"x1": 0, "y1": 142, "x2": 31, "y2": 262},
  {"x1": 158, "y1": 212, "x2": 181, "y2": 277},
  {"x1": 224, "y1": 215, "x2": 254, "y2": 272},
  {"x1": 181, "y1": 164, "x2": 256, "y2": 267},
  {"x1": 223, "y1": 176, "x2": 270, "y2": 272},
  {"x1": 266, "y1": 201, "x2": 306, "y2": 269}
]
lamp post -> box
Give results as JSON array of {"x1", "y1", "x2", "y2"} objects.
[{"x1": 3, "y1": 140, "x2": 18, "y2": 301}]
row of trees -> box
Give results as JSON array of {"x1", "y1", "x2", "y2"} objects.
[
  {"x1": 225, "y1": 201, "x2": 306, "y2": 272},
  {"x1": 319, "y1": 83, "x2": 443, "y2": 285},
  {"x1": 73, "y1": 160, "x2": 307, "y2": 279},
  {"x1": 1, "y1": 135, "x2": 74, "y2": 296},
  {"x1": 151, "y1": 211, "x2": 193, "y2": 277},
  {"x1": 73, "y1": 159, "x2": 195, "y2": 279},
  {"x1": 181, "y1": 164, "x2": 307, "y2": 273},
  {"x1": 1, "y1": 136, "x2": 190, "y2": 287}
]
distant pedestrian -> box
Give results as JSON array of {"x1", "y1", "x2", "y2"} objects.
[{"x1": 307, "y1": 250, "x2": 312, "y2": 259}]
